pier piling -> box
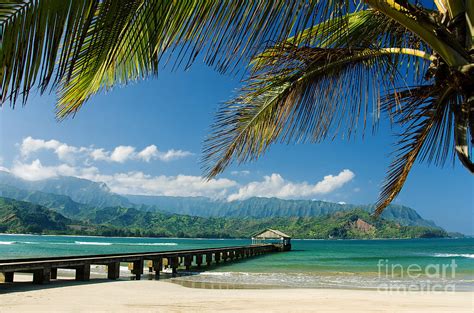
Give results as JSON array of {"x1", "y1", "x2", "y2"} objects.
[
  {"x1": 153, "y1": 259, "x2": 162, "y2": 280},
  {"x1": 196, "y1": 254, "x2": 203, "y2": 268},
  {"x1": 184, "y1": 255, "x2": 192, "y2": 271},
  {"x1": 75, "y1": 264, "x2": 91, "y2": 281},
  {"x1": 33, "y1": 267, "x2": 51, "y2": 284},
  {"x1": 206, "y1": 253, "x2": 212, "y2": 266},
  {"x1": 3, "y1": 272, "x2": 14, "y2": 283},
  {"x1": 132, "y1": 260, "x2": 144, "y2": 280},
  {"x1": 50, "y1": 268, "x2": 58, "y2": 280},
  {"x1": 169, "y1": 257, "x2": 179, "y2": 277},
  {"x1": 107, "y1": 262, "x2": 120, "y2": 280}
]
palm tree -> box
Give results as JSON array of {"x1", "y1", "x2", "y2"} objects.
[{"x1": 1, "y1": 1, "x2": 472, "y2": 214}]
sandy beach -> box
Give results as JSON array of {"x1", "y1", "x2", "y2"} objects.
[{"x1": 1, "y1": 277, "x2": 472, "y2": 313}]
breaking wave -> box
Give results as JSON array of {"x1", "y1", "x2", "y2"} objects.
[
  {"x1": 74, "y1": 241, "x2": 113, "y2": 246},
  {"x1": 432, "y1": 253, "x2": 474, "y2": 259}
]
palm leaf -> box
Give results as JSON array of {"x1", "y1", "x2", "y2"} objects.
[
  {"x1": 253, "y1": 9, "x2": 431, "y2": 90},
  {"x1": 1, "y1": 0, "x2": 352, "y2": 113},
  {"x1": 283, "y1": 9, "x2": 425, "y2": 50},
  {"x1": 366, "y1": 0, "x2": 470, "y2": 67},
  {"x1": 375, "y1": 85, "x2": 458, "y2": 215},
  {"x1": 0, "y1": 0, "x2": 98, "y2": 104},
  {"x1": 203, "y1": 44, "x2": 408, "y2": 178}
]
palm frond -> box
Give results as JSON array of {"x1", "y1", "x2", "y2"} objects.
[
  {"x1": 1, "y1": 0, "x2": 353, "y2": 113},
  {"x1": 56, "y1": 0, "x2": 153, "y2": 117},
  {"x1": 366, "y1": 0, "x2": 470, "y2": 66},
  {"x1": 254, "y1": 9, "x2": 431, "y2": 87},
  {"x1": 0, "y1": 0, "x2": 98, "y2": 104},
  {"x1": 285, "y1": 9, "x2": 425, "y2": 50},
  {"x1": 203, "y1": 44, "x2": 406, "y2": 178},
  {"x1": 375, "y1": 85, "x2": 458, "y2": 215}
]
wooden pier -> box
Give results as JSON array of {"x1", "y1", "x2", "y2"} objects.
[{"x1": 0, "y1": 244, "x2": 283, "y2": 285}]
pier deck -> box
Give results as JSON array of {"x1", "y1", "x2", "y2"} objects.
[{"x1": 0, "y1": 244, "x2": 282, "y2": 285}]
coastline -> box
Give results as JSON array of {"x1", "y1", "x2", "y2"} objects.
[
  {"x1": 1, "y1": 276, "x2": 472, "y2": 312},
  {"x1": 2, "y1": 235, "x2": 473, "y2": 292},
  {"x1": 1, "y1": 232, "x2": 461, "y2": 240}
]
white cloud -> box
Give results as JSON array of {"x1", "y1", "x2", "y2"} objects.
[
  {"x1": 227, "y1": 169, "x2": 355, "y2": 201},
  {"x1": 9, "y1": 138, "x2": 354, "y2": 200},
  {"x1": 137, "y1": 145, "x2": 158, "y2": 162},
  {"x1": 7, "y1": 159, "x2": 354, "y2": 200},
  {"x1": 110, "y1": 146, "x2": 136, "y2": 163},
  {"x1": 20, "y1": 137, "x2": 82, "y2": 163},
  {"x1": 20, "y1": 137, "x2": 59, "y2": 157},
  {"x1": 8, "y1": 159, "x2": 236, "y2": 197},
  {"x1": 11, "y1": 159, "x2": 78, "y2": 181},
  {"x1": 157, "y1": 149, "x2": 194, "y2": 162},
  {"x1": 79, "y1": 169, "x2": 237, "y2": 198},
  {"x1": 230, "y1": 170, "x2": 250, "y2": 176},
  {"x1": 18, "y1": 137, "x2": 192, "y2": 164},
  {"x1": 90, "y1": 148, "x2": 109, "y2": 161}
]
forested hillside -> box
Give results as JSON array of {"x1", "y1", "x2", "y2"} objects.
[{"x1": 0, "y1": 197, "x2": 448, "y2": 239}]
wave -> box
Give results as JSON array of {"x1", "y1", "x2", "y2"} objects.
[
  {"x1": 74, "y1": 241, "x2": 112, "y2": 246},
  {"x1": 173, "y1": 271, "x2": 474, "y2": 291},
  {"x1": 8, "y1": 241, "x2": 178, "y2": 246},
  {"x1": 432, "y1": 253, "x2": 474, "y2": 259},
  {"x1": 198, "y1": 271, "x2": 248, "y2": 276},
  {"x1": 48, "y1": 242, "x2": 76, "y2": 245}
]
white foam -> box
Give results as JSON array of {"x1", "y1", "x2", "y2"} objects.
[
  {"x1": 199, "y1": 271, "x2": 241, "y2": 276},
  {"x1": 432, "y1": 253, "x2": 474, "y2": 259},
  {"x1": 0, "y1": 241, "x2": 15, "y2": 245},
  {"x1": 74, "y1": 241, "x2": 112, "y2": 246},
  {"x1": 174, "y1": 271, "x2": 474, "y2": 290},
  {"x1": 48, "y1": 242, "x2": 76, "y2": 245}
]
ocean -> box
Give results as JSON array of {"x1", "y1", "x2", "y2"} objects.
[{"x1": 1, "y1": 234, "x2": 473, "y2": 291}]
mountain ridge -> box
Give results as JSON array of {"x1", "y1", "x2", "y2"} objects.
[
  {"x1": 126, "y1": 195, "x2": 438, "y2": 228},
  {"x1": 0, "y1": 197, "x2": 449, "y2": 239},
  {"x1": 0, "y1": 170, "x2": 439, "y2": 229}
]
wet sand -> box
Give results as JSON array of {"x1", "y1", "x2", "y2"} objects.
[{"x1": 1, "y1": 275, "x2": 472, "y2": 312}]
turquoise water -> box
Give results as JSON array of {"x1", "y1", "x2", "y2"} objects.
[{"x1": 1, "y1": 235, "x2": 473, "y2": 290}]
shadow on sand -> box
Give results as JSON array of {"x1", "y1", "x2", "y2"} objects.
[{"x1": 0, "y1": 254, "x2": 273, "y2": 294}]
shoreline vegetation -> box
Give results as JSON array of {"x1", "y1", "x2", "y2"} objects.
[{"x1": 0, "y1": 197, "x2": 453, "y2": 240}]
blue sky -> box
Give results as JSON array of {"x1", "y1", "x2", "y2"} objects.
[{"x1": 0, "y1": 63, "x2": 472, "y2": 234}]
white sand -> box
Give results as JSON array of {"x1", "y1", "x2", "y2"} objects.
[{"x1": 1, "y1": 277, "x2": 472, "y2": 313}]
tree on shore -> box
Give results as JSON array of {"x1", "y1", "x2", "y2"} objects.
[{"x1": 1, "y1": 1, "x2": 473, "y2": 213}]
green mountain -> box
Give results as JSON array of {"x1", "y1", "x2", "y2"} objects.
[
  {"x1": 92, "y1": 206, "x2": 449, "y2": 239},
  {"x1": 0, "y1": 171, "x2": 131, "y2": 208},
  {"x1": 0, "y1": 197, "x2": 70, "y2": 233},
  {"x1": 0, "y1": 171, "x2": 439, "y2": 229},
  {"x1": 0, "y1": 197, "x2": 448, "y2": 239},
  {"x1": 127, "y1": 195, "x2": 439, "y2": 228},
  {"x1": 0, "y1": 184, "x2": 88, "y2": 217}
]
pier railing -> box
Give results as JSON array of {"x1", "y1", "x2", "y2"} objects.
[{"x1": 0, "y1": 243, "x2": 282, "y2": 285}]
